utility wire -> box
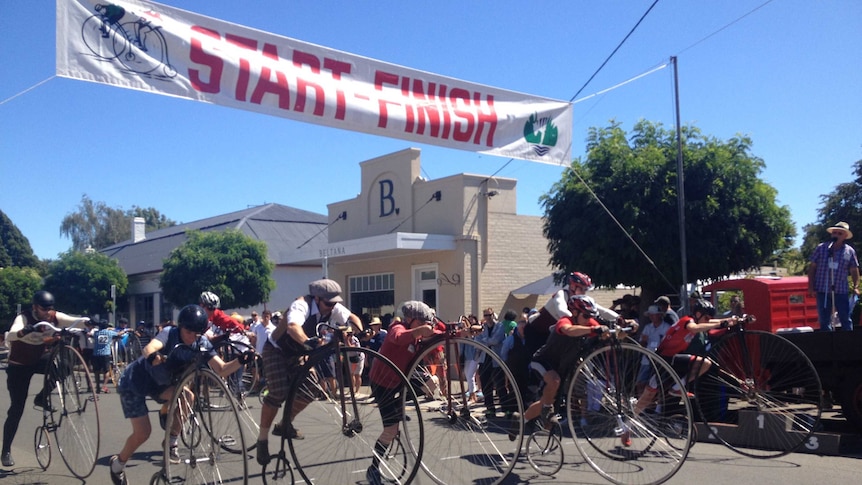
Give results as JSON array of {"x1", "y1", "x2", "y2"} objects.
[
  {"x1": 676, "y1": 0, "x2": 775, "y2": 56},
  {"x1": 569, "y1": 0, "x2": 660, "y2": 102},
  {"x1": 0, "y1": 76, "x2": 56, "y2": 106},
  {"x1": 388, "y1": 191, "x2": 442, "y2": 234},
  {"x1": 297, "y1": 212, "x2": 346, "y2": 249}
]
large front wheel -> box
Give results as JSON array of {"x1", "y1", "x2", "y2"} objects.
[
  {"x1": 693, "y1": 330, "x2": 822, "y2": 458},
  {"x1": 568, "y1": 342, "x2": 692, "y2": 485},
  {"x1": 288, "y1": 347, "x2": 423, "y2": 485},
  {"x1": 163, "y1": 368, "x2": 248, "y2": 484},
  {"x1": 52, "y1": 345, "x2": 100, "y2": 479},
  {"x1": 404, "y1": 337, "x2": 524, "y2": 485}
]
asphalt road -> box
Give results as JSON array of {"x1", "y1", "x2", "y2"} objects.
[{"x1": 1, "y1": 377, "x2": 859, "y2": 484}]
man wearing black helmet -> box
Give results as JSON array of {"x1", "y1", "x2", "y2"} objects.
[
  {"x1": 108, "y1": 304, "x2": 254, "y2": 485},
  {"x1": 2, "y1": 290, "x2": 90, "y2": 468}
]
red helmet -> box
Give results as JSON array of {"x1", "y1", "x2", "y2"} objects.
[
  {"x1": 567, "y1": 272, "x2": 593, "y2": 290},
  {"x1": 568, "y1": 294, "x2": 598, "y2": 317}
]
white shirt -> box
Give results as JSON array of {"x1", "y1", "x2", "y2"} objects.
[
  {"x1": 639, "y1": 321, "x2": 670, "y2": 364},
  {"x1": 543, "y1": 289, "x2": 620, "y2": 321},
  {"x1": 269, "y1": 298, "x2": 351, "y2": 349},
  {"x1": 250, "y1": 320, "x2": 275, "y2": 354}
]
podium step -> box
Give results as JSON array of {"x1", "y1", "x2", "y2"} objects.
[{"x1": 695, "y1": 413, "x2": 842, "y2": 456}]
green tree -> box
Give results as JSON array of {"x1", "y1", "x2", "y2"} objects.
[
  {"x1": 800, "y1": 158, "x2": 862, "y2": 261},
  {"x1": 43, "y1": 250, "x2": 128, "y2": 316},
  {"x1": 60, "y1": 194, "x2": 177, "y2": 251},
  {"x1": 0, "y1": 210, "x2": 41, "y2": 269},
  {"x1": 541, "y1": 120, "x2": 795, "y2": 300},
  {"x1": 160, "y1": 230, "x2": 275, "y2": 309},
  {"x1": 0, "y1": 267, "x2": 43, "y2": 330}
]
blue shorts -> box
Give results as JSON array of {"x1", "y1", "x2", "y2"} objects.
[
  {"x1": 118, "y1": 361, "x2": 168, "y2": 418},
  {"x1": 119, "y1": 389, "x2": 149, "y2": 419}
]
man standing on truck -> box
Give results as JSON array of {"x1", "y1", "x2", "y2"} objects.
[{"x1": 807, "y1": 221, "x2": 860, "y2": 331}]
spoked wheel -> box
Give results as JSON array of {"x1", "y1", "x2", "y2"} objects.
[
  {"x1": 405, "y1": 337, "x2": 524, "y2": 485},
  {"x1": 53, "y1": 345, "x2": 100, "y2": 479},
  {"x1": 149, "y1": 470, "x2": 170, "y2": 484},
  {"x1": 164, "y1": 368, "x2": 248, "y2": 484},
  {"x1": 34, "y1": 426, "x2": 51, "y2": 470},
  {"x1": 693, "y1": 330, "x2": 822, "y2": 458},
  {"x1": 379, "y1": 433, "x2": 409, "y2": 482},
  {"x1": 525, "y1": 422, "x2": 564, "y2": 476},
  {"x1": 288, "y1": 347, "x2": 423, "y2": 485},
  {"x1": 214, "y1": 342, "x2": 260, "y2": 452},
  {"x1": 262, "y1": 448, "x2": 295, "y2": 484},
  {"x1": 568, "y1": 342, "x2": 692, "y2": 485},
  {"x1": 111, "y1": 339, "x2": 127, "y2": 391}
]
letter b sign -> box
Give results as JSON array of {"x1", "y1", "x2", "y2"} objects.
[{"x1": 379, "y1": 180, "x2": 397, "y2": 217}]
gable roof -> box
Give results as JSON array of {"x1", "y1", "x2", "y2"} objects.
[{"x1": 100, "y1": 203, "x2": 327, "y2": 275}]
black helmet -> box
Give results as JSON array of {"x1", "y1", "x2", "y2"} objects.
[
  {"x1": 177, "y1": 304, "x2": 209, "y2": 333},
  {"x1": 33, "y1": 290, "x2": 55, "y2": 308},
  {"x1": 692, "y1": 299, "x2": 716, "y2": 318}
]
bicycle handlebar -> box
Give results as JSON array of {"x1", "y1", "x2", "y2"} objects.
[{"x1": 33, "y1": 320, "x2": 89, "y2": 335}]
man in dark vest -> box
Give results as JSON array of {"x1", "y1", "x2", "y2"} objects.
[
  {"x1": 2, "y1": 291, "x2": 90, "y2": 467},
  {"x1": 255, "y1": 279, "x2": 362, "y2": 465}
]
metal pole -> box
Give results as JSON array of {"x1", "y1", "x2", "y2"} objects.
[
  {"x1": 672, "y1": 56, "x2": 689, "y2": 313},
  {"x1": 828, "y1": 249, "x2": 836, "y2": 331},
  {"x1": 111, "y1": 284, "x2": 117, "y2": 325}
]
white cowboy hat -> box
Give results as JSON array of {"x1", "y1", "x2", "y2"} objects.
[{"x1": 827, "y1": 221, "x2": 853, "y2": 240}]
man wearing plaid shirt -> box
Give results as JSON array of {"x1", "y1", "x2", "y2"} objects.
[{"x1": 808, "y1": 221, "x2": 860, "y2": 331}]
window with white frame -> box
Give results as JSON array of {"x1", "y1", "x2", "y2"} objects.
[{"x1": 349, "y1": 273, "x2": 396, "y2": 323}]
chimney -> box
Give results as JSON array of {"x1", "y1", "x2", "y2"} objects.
[{"x1": 132, "y1": 217, "x2": 146, "y2": 243}]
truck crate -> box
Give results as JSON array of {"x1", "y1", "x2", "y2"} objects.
[{"x1": 703, "y1": 276, "x2": 818, "y2": 333}]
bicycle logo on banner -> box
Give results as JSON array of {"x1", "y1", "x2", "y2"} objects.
[{"x1": 81, "y1": 3, "x2": 177, "y2": 79}]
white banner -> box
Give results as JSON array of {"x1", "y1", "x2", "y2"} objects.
[{"x1": 57, "y1": 0, "x2": 572, "y2": 164}]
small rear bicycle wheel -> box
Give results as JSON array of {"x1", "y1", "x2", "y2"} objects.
[
  {"x1": 693, "y1": 330, "x2": 822, "y2": 458},
  {"x1": 149, "y1": 471, "x2": 169, "y2": 484},
  {"x1": 526, "y1": 424, "x2": 564, "y2": 476},
  {"x1": 164, "y1": 368, "x2": 248, "y2": 484},
  {"x1": 53, "y1": 345, "x2": 100, "y2": 479},
  {"x1": 568, "y1": 342, "x2": 692, "y2": 485},
  {"x1": 379, "y1": 433, "x2": 409, "y2": 482},
  {"x1": 34, "y1": 426, "x2": 51, "y2": 470},
  {"x1": 288, "y1": 347, "x2": 423, "y2": 485},
  {"x1": 261, "y1": 447, "x2": 295, "y2": 484},
  {"x1": 404, "y1": 337, "x2": 524, "y2": 485}
]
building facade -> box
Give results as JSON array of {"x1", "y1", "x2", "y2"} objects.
[
  {"x1": 281, "y1": 148, "x2": 553, "y2": 322},
  {"x1": 101, "y1": 204, "x2": 328, "y2": 324}
]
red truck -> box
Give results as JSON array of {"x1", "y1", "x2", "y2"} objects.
[{"x1": 703, "y1": 276, "x2": 862, "y2": 432}]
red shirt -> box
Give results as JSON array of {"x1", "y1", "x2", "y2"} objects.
[
  {"x1": 210, "y1": 308, "x2": 245, "y2": 334},
  {"x1": 370, "y1": 322, "x2": 444, "y2": 388},
  {"x1": 656, "y1": 316, "x2": 695, "y2": 357}
]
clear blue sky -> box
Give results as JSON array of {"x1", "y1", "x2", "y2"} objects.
[{"x1": 2, "y1": 0, "x2": 860, "y2": 261}]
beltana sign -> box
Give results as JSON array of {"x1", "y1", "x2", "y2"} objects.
[{"x1": 57, "y1": 0, "x2": 573, "y2": 164}]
